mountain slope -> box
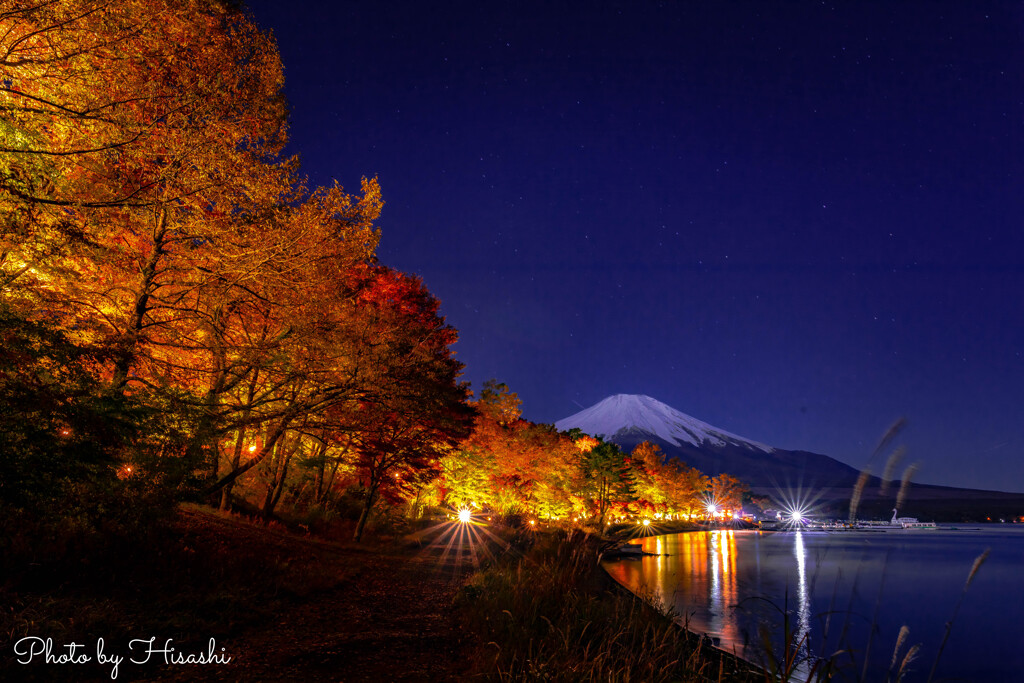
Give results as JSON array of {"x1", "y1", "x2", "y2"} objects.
[
  {"x1": 555, "y1": 394, "x2": 860, "y2": 488},
  {"x1": 555, "y1": 394, "x2": 772, "y2": 452}
]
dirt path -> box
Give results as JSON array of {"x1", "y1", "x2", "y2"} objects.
[{"x1": 155, "y1": 514, "x2": 484, "y2": 682}]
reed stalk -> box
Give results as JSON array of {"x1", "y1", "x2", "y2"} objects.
[{"x1": 926, "y1": 547, "x2": 990, "y2": 683}]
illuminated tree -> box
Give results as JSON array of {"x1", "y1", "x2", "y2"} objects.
[
  {"x1": 2, "y1": 0, "x2": 291, "y2": 333},
  {"x1": 338, "y1": 267, "x2": 474, "y2": 541},
  {"x1": 190, "y1": 179, "x2": 382, "y2": 500},
  {"x1": 629, "y1": 441, "x2": 669, "y2": 514},
  {"x1": 3, "y1": 0, "x2": 305, "y2": 489},
  {"x1": 578, "y1": 439, "x2": 635, "y2": 527},
  {"x1": 428, "y1": 382, "x2": 585, "y2": 521},
  {"x1": 431, "y1": 381, "x2": 525, "y2": 515},
  {"x1": 435, "y1": 442, "x2": 497, "y2": 510},
  {"x1": 709, "y1": 473, "x2": 746, "y2": 512},
  {"x1": 525, "y1": 423, "x2": 582, "y2": 519},
  {"x1": 478, "y1": 379, "x2": 522, "y2": 425}
]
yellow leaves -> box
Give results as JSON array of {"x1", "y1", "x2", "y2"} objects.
[{"x1": 358, "y1": 176, "x2": 384, "y2": 222}]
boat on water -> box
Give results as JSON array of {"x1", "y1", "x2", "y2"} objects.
[
  {"x1": 603, "y1": 543, "x2": 647, "y2": 559},
  {"x1": 895, "y1": 519, "x2": 938, "y2": 529},
  {"x1": 857, "y1": 509, "x2": 937, "y2": 530},
  {"x1": 797, "y1": 509, "x2": 937, "y2": 531},
  {"x1": 760, "y1": 509, "x2": 937, "y2": 532},
  {"x1": 888, "y1": 508, "x2": 937, "y2": 529}
]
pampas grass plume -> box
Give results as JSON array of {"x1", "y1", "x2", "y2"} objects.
[
  {"x1": 880, "y1": 445, "x2": 906, "y2": 495},
  {"x1": 895, "y1": 463, "x2": 919, "y2": 511}
]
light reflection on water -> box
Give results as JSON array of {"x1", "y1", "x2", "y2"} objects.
[
  {"x1": 602, "y1": 527, "x2": 1024, "y2": 682},
  {"x1": 794, "y1": 530, "x2": 810, "y2": 651},
  {"x1": 604, "y1": 530, "x2": 748, "y2": 652},
  {"x1": 602, "y1": 530, "x2": 832, "y2": 665}
]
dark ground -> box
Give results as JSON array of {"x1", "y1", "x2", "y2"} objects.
[
  {"x1": 156, "y1": 513, "x2": 478, "y2": 682},
  {"x1": 2, "y1": 507, "x2": 486, "y2": 682}
]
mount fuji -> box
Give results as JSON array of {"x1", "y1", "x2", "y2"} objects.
[
  {"x1": 554, "y1": 394, "x2": 860, "y2": 490},
  {"x1": 555, "y1": 394, "x2": 1024, "y2": 519}
]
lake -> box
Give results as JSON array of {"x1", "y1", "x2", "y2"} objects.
[{"x1": 603, "y1": 526, "x2": 1024, "y2": 682}]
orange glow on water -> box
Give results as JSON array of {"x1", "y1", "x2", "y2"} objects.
[{"x1": 603, "y1": 530, "x2": 741, "y2": 648}]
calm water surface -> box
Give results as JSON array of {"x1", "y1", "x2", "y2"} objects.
[{"x1": 603, "y1": 526, "x2": 1024, "y2": 682}]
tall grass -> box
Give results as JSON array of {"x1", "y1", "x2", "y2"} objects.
[
  {"x1": 750, "y1": 600, "x2": 838, "y2": 683},
  {"x1": 455, "y1": 529, "x2": 760, "y2": 682}
]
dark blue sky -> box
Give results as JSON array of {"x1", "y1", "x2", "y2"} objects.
[{"x1": 246, "y1": 1, "x2": 1024, "y2": 492}]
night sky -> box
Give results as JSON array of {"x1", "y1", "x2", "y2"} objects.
[{"x1": 245, "y1": 1, "x2": 1024, "y2": 493}]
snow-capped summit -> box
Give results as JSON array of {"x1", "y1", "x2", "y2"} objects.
[
  {"x1": 556, "y1": 394, "x2": 870, "y2": 490},
  {"x1": 554, "y1": 394, "x2": 774, "y2": 453}
]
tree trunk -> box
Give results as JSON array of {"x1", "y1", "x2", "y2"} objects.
[
  {"x1": 353, "y1": 483, "x2": 378, "y2": 542},
  {"x1": 262, "y1": 440, "x2": 293, "y2": 519},
  {"x1": 314, "y1": 453, "x2": 324, "y2": 504},
  {"x1": 206, "y1": 412, "x2": 292, "y2": 495},
  {"x1": 598, "y1": 476, "x2": 609, "y2": 527},
  {"x1": 317, "y1": 436, "x2": 350, "y2": 506},
  {"x1": 320, "y1": 460, "x2": 340, "y2": 506},
  {"x1": 221, "y1": 423, "x2": 254, "y2": 511},
  {"x1": 220, "y1": 369, "x2": 261, "y2": 510},
  {"x1": 196, "y1": 311, "x2": 231, "y2": 489},
  {"x1": 112, "y1": 209, "x2": 167, "y2": 392},
  {"x1": 312, "y1": 438, "x2": 327, "y2": 504}
]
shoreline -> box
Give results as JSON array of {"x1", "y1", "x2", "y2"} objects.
[
  {"x1": 454, "y1": 526, "x2": 765, "y2": 681},
  {"x1": 599, "y1": 561, "x2": 761, "y2": 669},
  {"x1": 601, "y1": 524, "x2": 766, "y2": 672}
]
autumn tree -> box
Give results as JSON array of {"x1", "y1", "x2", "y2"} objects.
[
  {"x1": 630, "y1": 441, "x2": 669, "y2": 514},
  {"x1": 628, "y1": 441, "x2": 713, "y2": 518},
  {"x1": 190, "y1": 179, "x2": 382, "y2": 501},
  {"x1": 523, "y1": 423, "x2": 582, "y2": 519},
  {"x1": 2, "y1": 0, "x2": 291, "y2": 334},
  {"x1": 576, "y1": 437, "x2": 635, "y2": 527},
  {"x1": 0, "y1": 0, "x2": 408, "y2": 518},
  {"x1": 429, "y1": 381, "x2": 583, "y2": 521},
  {"x1": 709, "y1": 473, "x2": 746, "y2": 513},
  {"x1": 478, "y1": 379, "x2": 522, "y2": 426},
  {"x1": 431, "y1": 381, "x2": 522, "y2": 515},
  {"x1": 1, "y1": 0, "x2": 306, "y2": 493},
  {"x1": 334, "y1": 267, "x2": 474, "y2": 541},
  {"x1": 477, "y1": 382, "x2": 545, "y2": 516},
  {"x1": 662, "y1": 460, "x2": 710, "y2": 518}
]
